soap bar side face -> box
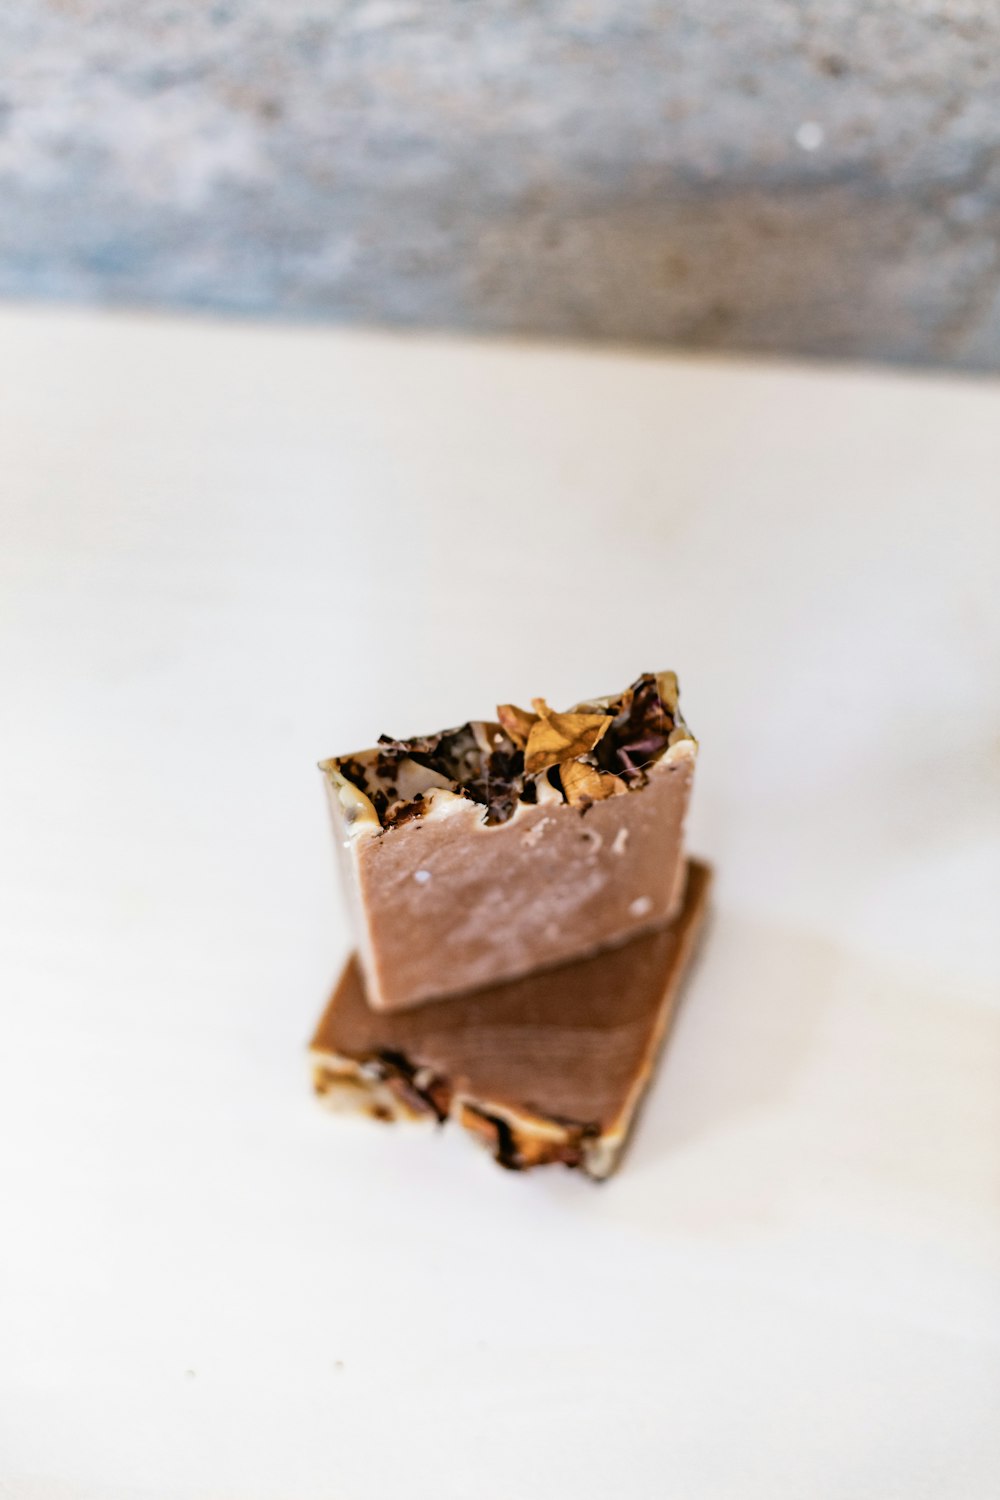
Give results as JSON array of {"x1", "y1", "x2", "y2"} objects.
[
  {"x1": 344, "y1": 742, "x2": 695, "y2": 1010},
  {"x1": 310, "y1": 858, "x2": 713, "y2": 1177}
]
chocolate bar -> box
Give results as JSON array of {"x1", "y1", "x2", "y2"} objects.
[
  {"x1": 320, "y1": 672, "x2": 696, "y2": 1010},
  {"x1": 310, "y1": 858, "x2": 711, "y2": 1179}
]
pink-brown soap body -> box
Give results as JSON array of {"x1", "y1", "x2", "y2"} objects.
[
  {"x1": 329, "y1": 744, "x2": 695, "y2": 1011},
  {"x1": 310, "y1": 859, "x2": 712, "y2": 1177}
]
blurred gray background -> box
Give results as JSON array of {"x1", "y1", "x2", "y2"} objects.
[{"x1": 3, "y1": 0, "x2": 1000, "y2": 369}]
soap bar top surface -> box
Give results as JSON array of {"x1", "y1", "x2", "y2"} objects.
[{"x1": 323, "y1": 671, "x2": 693, "y2": 834}]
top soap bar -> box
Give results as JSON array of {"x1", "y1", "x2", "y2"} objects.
[{"x1": 320, "y1": 672, "x2": 697, "y2": 1011}]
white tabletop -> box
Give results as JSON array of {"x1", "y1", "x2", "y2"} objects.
[{"x1": 2, "y1": 306, "x2": 998, "y2": 1500}]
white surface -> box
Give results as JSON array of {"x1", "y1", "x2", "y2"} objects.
[{"x1": 1, "y1": 306, "x2": 999, "y2": 1499}]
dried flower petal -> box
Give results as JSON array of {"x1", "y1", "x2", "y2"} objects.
[
  {"x1": 330, "y1": 671, "x2": 689, "y2": 829},
  {"x1": 496, "y1": 702, "x2": 538, "y2": 750},
  {"x1": 559, "y1": 760, "x2": 627, "y2": 806},
  {"x1": 464, "y1": 745, "x2": 525, "y2": 826},
  {"x1": 655, "y1": 671, "x2": 680, "y2": 716},
  {"x1": 524, "y1": 703, "x2": 613, "y2": 776}
]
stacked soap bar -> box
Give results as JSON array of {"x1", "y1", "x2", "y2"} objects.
[
  {"x1": 311, "y1": 859, "x2": 710, "y2": 1179},
  {"x1": 310, "y1": 672, "x2": 709, "y2": 1178}
]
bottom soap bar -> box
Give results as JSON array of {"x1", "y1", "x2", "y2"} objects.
[{"x1": 309, "y1": 858, "x2": 712, "y2": 1180}]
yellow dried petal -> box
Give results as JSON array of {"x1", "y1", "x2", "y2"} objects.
[
  {"x1": 559, "y1": 759, "x2": 627, "y2": 806},
  {"x1": 524, "y1": 709, "x2": 613, "y2": 775},
  {"x1": 655, "y1": 671, "x2": 680, "y2": 716},
  {"x1": 496, "y1": 702, "x2": 538, "y2": 750}
]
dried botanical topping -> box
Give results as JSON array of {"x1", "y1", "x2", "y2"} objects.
[
  {"x1": 591, "y1": 671, "x2": 683, "y2": 783},
  {"x1": 470, "y1": 1107, "x2": 523, "y2": 1170},
  {"x1": 335, "y1": 671, "x2": 688, "y2": 829},
  {"x1": 381, "y1": 794, "x2": 426, "y2": 831},
  {"x1": 377, "y1": 724, "x2": 501, "y2": 789},
  {"x1": 336, "y1": 757, "x2": 370, "y2": 794},
  {"x1": 462, "y1": 745, "x2": 526, "y2": 826},
  {"x1": 496, "y1": 702, "x2": 539, "y2": 750},
  {"x1": 523, "y1": 701, "x2": 613, "y2": 776},
  {"x1": 370, "y1": 1049, "x2": 451, "y2": 1122},
  {"x1": 458, "y1": 1103, "x2": 601, "y2": 1171},
  {"x1": 558, "y1": 759, "x2": 627, "y2": 807}
]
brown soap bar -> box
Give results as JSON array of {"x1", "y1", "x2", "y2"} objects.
[
  {"x1": 321, "y1": 672, "x2": 697, "y2": 1011},
  {"x1": 310, "y1": 858, "x2": 711, "y2": 1179}
]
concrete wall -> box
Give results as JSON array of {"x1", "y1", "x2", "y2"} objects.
[{"x1": 3, "y1": 0, "x2": 1000, "y2": 368}]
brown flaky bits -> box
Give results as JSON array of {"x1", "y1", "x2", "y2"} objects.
[{"x1": 325, "y1": 672, "x2": 694, "y2": 833}]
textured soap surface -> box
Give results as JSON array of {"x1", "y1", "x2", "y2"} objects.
[{"x1": 310, "y1": 858, "x2": 712, "y2": 1178}]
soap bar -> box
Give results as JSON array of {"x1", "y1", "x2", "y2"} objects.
[
  {"x1": 320, "y1": 672, "x2": 697, "y2": 1011},
  {"x1": 310, "y1": 858, "x2": 711, "y2": 1179}
]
